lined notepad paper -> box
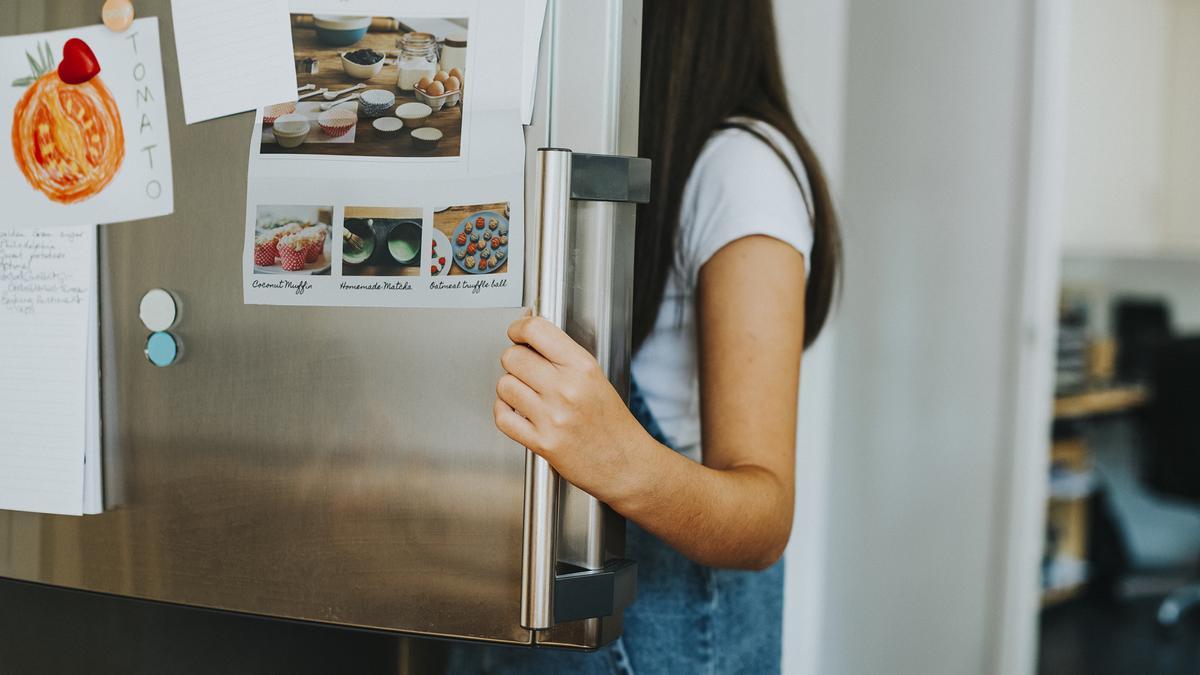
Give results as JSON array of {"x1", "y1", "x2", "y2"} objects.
[
  {"x1": 0, "y1": 226, "x2": 101, "y2": 516},
  {"x1": 170, "y1": 0, "x2": 297, "y2": 124}
]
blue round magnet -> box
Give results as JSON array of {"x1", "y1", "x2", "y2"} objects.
[{"x1": 145, "y1": 331, "x2": 179, "y2": 368}]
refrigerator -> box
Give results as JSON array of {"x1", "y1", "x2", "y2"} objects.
[{"x1": 0, "y1": 0, "x2": 645, "y2": 654}]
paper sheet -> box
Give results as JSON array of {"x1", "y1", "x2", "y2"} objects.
[
  {"x1": 170, "y1": 0, "x2": 298, "y2": 125},
  {"x1": 81, "y1": 251, "x2": 102, "y2": 516},
  {"x1": 0, "y1": 226, "x2": 97, "y2": 516},
  {"x1": 0, "y1": 19, "x2": 173, "y2": 228},
  {"x1": 522, "y1": 0, "x2": 548, "y2": 124},
  {"x1": 242, "y1": 1, "x2": 526, "y2": 309}
]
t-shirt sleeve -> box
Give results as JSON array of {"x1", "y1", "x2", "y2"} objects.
[{"x1": 677, "y1": 129, "x2": 815, "y2": 287}]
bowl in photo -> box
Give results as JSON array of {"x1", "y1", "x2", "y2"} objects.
[
  {"x1": 372, "y1": 116, "x2": 403, "y2": 138},
  {"x1": 410, "y1": 127, "x2": 443, "y2": 150},
  {"x1": 318, "y1": 107, "x2": 357, "y2": 137},
  {"x1": 264, "y1": 101, "x2": 297, "y2": 124},
  {"x1": 358, "y1": 89, "x2": 396, "y2": 117},
  {"x1": 386, "y1": 220, "x2": 422, "y2": 265},
  {"x1": 340, "y1": 50, "x2": 385, "y2": 80},
  {"x1": 313, "y1": 15, "x2": 371, "y2": 46},
  {"x1": 395, "y1": 102, "x2": 432, "y2": 127},
  {"x1": 272, "y1": 114, "x2": 311, "y2": 148}
]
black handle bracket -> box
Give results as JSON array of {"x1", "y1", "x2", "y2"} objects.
[
  {"x1": 553, "y1": 559, "x2": 638, "y2": 624},
  {"x1": 568, "y1": 153, "x2": 652, "y2": 204}
]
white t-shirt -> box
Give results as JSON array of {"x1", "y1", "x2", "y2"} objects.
[{"x1": 629, "y1": 118, "x2": 815, "y2": 462}]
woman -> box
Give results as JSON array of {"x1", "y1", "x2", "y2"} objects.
[{"x1": 449, "y1": 0, "x2": 839, "y2": 672}]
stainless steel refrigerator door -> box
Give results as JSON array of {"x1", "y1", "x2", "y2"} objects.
[{"x1": 0, "y1": 0, "x2": 641, "y2": 649}]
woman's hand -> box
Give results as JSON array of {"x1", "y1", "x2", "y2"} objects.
[
  {"x1": 491, "y1": 237, "x2": 804, "y2": 571},
  {"x1": 494, "y1": 315, "x2": 653, "y2": 507}
]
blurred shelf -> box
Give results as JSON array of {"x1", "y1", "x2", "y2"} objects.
[
  {"x1": 1054, "y1": 385, "x2": 1148, "y2": 420},
  {"x1": 1041, "y1": 582, "x2": 1086, "y2": 608}
]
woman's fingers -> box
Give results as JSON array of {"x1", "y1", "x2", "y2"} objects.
[
  {"x1": 496, "y1": 373, "x2": 542, "y2": 422},
  {"x1": 507, "y1": 316, "x2": 588, "y2": 367},
  {"x1": 493, "y1": 397, "x2": 539, "y2": 450},
  {"x1": 500, "y1": 345, "x2": 556, "y2": 393}
]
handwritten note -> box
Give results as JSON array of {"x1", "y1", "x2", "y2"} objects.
[
  {"x1": 0, "y1": 226, "x2": 96, "y2": 516},
  {"x1": 171, "y1": 0, "x2": 297, "y2": 124}
]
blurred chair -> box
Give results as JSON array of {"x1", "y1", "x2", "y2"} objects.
[
  {"x1": 1139, "y1": 335, "x2": 1200, "y2": 628},
  {"x1": 1114, "y1": 297, "x2": 1173, "y2": 383}
]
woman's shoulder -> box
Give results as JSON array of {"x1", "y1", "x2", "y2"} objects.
[
  {"x1": 685, "y1": 118, "x2": 812, "y2": 217},
  {"x1": 675, "y1": 117, "x2": 815, "y2": 282}
]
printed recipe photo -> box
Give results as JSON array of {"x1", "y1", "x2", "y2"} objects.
[
  {"x1": 434, "y1": 202, "x2": 511, "y2": 276},
  {"x1": 252, "y1": 205, "x2": 333, "y2": 275},
  {"x1": 342, "y1": 206, "x2": 424, "y2": 277},
  {"x1": 259, "y1": 14, "x2": 468, "y2": 159}
]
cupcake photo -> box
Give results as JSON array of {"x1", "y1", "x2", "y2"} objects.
[{"x1": 252, "y1": 205, "x2": 333, "y2": 276}]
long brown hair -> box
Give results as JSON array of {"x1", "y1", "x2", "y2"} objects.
[{"x1": 634, "y1": 0, "x2": 842, "y2": 352}]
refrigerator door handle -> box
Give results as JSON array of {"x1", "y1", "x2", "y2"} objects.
[
  {"x1": 522, "y1": 148, "x2": 571, "y2": 631},
  {"x1": 521, "y1": 148, "x2": 651, "y2": 631}
]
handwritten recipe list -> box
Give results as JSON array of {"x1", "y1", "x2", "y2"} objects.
[{"x1": 0, "y1": 228, "x2": 101, "y2": 516}]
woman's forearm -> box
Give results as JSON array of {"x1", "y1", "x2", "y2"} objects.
[
  {"x1": 602, "y1": 433, "x2": 793, "y2": 570},
  {"x1": 494, "y1": 315, "x2": 796, "y2": 571}
]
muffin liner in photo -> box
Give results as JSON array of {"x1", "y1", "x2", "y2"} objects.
[
  {"x1": 264, "y1": 101, "x2": 297, "y2": 124},
  {"x1": 318, "y1": 108, "x2": 357, "y2": 137},
  {"x1": 307, "y1": 225, "x2": 328, "y2": 262},
  {"x1": 278, "y1": 235, "x2": 309, "y2": 272},
  {"x1": 300, "y1": 231, "x2": 322, "y2": 263},
  {"x1": 254, "y1": 234, "x2": 279, "y2": 267}
]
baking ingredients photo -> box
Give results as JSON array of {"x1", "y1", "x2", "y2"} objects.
[
  {"x1": 258, "y1": 14, "x2": 469, "y2": 159},
  {"x1": 252, "y1": 205, "x2": 333, "y2": 276},
  {"x1": 434, "y1": 202, "x2": 511, "y2": 276},
  {"x1": 342, "y1": 206, "x2": 424, "y2": 277}
]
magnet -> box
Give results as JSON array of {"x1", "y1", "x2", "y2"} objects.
[
  {"x1": 102, "y1": 0, "x2": 135, "y2": 32},
  {"x1": 145, "y1": 331, "x2": 180, "y2": 368},
  {"x1": 139, "y1": 288, "x2": 178, "y2": 331}
]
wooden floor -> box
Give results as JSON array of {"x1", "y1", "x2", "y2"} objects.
[{"x1": 1040, "y1": 594, "x2": 1200, "y2": 675}]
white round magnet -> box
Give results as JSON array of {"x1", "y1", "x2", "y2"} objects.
[
  {"x1": 102, "y1": 0, "x2": 135, "y2": 32},
  {"x1": 139, "y1": 288, "x2": 178, "y2": 332}
]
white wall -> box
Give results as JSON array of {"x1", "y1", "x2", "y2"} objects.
[
  {"x1": 1061, "y1": 0, "x2": 1173, "y2": 254},
  {"x1": 1164, "y1": 0, "x2": 1200, "y2": 250},
  {"x1": 819, "y1": 1, "x2": 1040, "y2": 673},
  {"x1": 1061, "y1": 0, "x2": 1200, "y2": 255},
  {"x1": 773, "y1": 1, "x2": 848, "y2": 674}
]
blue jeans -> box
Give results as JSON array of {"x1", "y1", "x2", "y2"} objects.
[{"x1": 445, "y1": 381, "x2": 784, "y2": 674}]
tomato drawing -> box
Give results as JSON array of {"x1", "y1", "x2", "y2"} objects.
[{"x1": 11, "y1": 39, "x2": 124, "y2": 204}]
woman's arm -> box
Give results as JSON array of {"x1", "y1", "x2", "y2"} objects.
[{"x1": 495, "y1": 235, "x2": 807, "y2": 570}]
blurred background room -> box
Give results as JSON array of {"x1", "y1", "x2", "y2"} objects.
[
  {"x1": 1039, "y1": 0, "x2": 1200, "y2": 672},
  {"x1": 780, "y1": 0, "x2": 1200, "y2": 673}
]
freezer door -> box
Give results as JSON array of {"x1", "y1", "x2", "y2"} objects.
[{"x1": 0, "y1": 0, "x2": 641, "y2": 650}]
